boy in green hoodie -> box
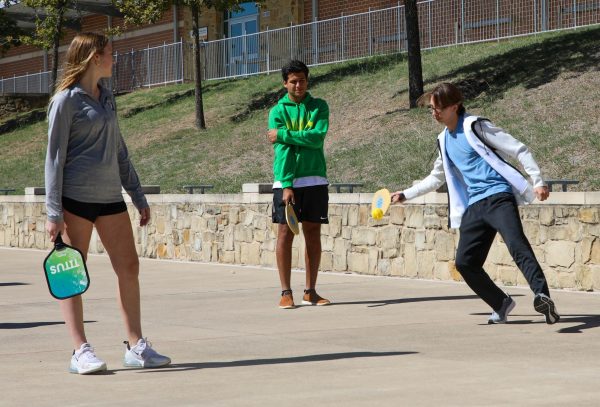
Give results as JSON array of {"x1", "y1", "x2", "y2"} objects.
[{"x1": 266, "y1": 60, "x2": 331, "y2": 309}]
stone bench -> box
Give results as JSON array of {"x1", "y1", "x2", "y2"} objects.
[
  {"x1": 545, "y1": 179, "x2": 579, "y2": 192},
  {"x1": 242, "y1": 183, "x2": 273, "y2": 194},
  {"x1": 329, "y1": 182, "x2": 364, "y2": 193},
  {"x1": 183, "y1": 185, "x2": 214, "y2": 194}
]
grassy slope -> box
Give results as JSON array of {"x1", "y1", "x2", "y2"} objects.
[{"x1": 1, "y1": 26, "x2": 599, "y2": 194}]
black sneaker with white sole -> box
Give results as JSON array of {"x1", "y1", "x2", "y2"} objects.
[{"x1": 534, "y1": 293, "x2": 560, "y2": 324}]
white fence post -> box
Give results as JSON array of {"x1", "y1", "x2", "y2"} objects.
[
  {"x1": 266, "y1": 27, "x2": 271, "y2": 73},
  {"x1": 341, "y1": 14, "x2": 345, "y2": 60},
  {"x1": 290, "y1": 21, "x2": 293, "y2": 60},
  {"x1": 428, "y1": 2, "x2": 432, "y2": 48},
  {"x1": 534, "y1": 0, "x2": 538, "y2": 33},
  {"x1": 460, "y1": 0, "x2": 465, "y2": 43},
  {"x1": 397, "y1": 4, "x2": 402, "y2": 52},
  {"x1": 114, "y1": 51, "x2": 118, "y2": 92},
  {"x1": 202, "y1": 42, "x2": 207, "y2": 81},
  {"x1": 313, "y1": 19, "x2": 319, "y2": 64},
  {"x1": 146, "y1": 45, "x2": 150, "y2": 87},
  {"x1": 180, "y1": 39, "x2": 184, "y2": 82},
  {"x1": 496, "y1": 0, "x2": 500, "y2": 40},
  {"x1": 368, "y1": 8, "x2": 373, "y2": 56}
]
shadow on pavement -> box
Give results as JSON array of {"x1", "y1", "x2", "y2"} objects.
[
  {"x1": 0, "y1": 320, "x2": 96, "y2": 330},
  {"x1": 0, "y1": 282, "x2": 29, "y2": 287},
  {"x1": 556, "y1": 314, "x2": 600, "y2": 334},
  {"x1": 117, "y1": 351, "x2": 417, "y2": 373},
  {"x1": 473, "y1": 316, "x2": 544, "y2": 325},
  {"x1": 332, "y1": 294, "x2": 496, "y2": 307},
  {"x1": 472, "y1": 313, "x2": 600, "y2": 332}
]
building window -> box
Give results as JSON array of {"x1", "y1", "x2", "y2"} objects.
[{"x1": 228, "y1": 2, "x2": 258, "y2": 20}]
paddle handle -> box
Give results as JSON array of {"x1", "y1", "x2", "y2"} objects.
[{"x1": 54, "y1": 232, "x2": 66, "y2": 249}]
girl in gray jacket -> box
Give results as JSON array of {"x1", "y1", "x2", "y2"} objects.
[{"x1": 45, "y1": 32, "x2": 170, "y2": 374}]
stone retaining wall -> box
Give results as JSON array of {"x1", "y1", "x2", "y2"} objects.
[
  {"x1": 0, "y1": 94, "x2": 48, "y2": 119},
  {"x1": 1, "y1": 192, "x2": 599, "y2": 291}
]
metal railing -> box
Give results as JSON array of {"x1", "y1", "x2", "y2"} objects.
[
  {"x1": 0, "y1": 41, "x2": 184, "y2": 95},
  {"x1": 1, "y1": 0, "x2": 599, "y2": 94},
  {"x1": 199, "y1": 0, "x2": 600, "y2": 80},
  {"x1": 112, "y1": 41, "x2": 184, "y2": 94},
  {"x1": 0, "y1": 71, "x2": 50, "y2": 95}
]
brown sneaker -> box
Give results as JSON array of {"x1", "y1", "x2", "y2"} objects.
[
  {"x1": 279, "y1": 290, "x2": 296, "y2": 309},
  {"x1": 302, "y1": 289, "x2": 331, "y2": 306}
]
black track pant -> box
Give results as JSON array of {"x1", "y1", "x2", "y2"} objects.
[{"x1": 455, "y1": 192, "x2": 550, "y2": 311}]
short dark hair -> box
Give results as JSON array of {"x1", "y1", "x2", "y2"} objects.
[
  {"x1": 281, "y1": 60, "x2": 309, "y2": 82},
  {"x1": 418, "y1": 82, "x2": 466, "y2": 115}
]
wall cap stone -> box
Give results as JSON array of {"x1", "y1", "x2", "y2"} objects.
[
  {"x1": 242, "y1": 183, "x2": 273, "y2": 194},
  {"x1": 4, "y1": 191, "x2": 600, "y2": 205},
  {"x1": 24, "y1": 187, "x2": 46, "y2": 195}
]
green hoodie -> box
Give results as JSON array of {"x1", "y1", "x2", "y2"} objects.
[{"x1": 268, "y1": 92, "x2": 329, "y2": 188}]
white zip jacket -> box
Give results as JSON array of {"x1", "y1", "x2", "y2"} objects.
[{"x1": 402, "y1": 115, "x2": 545, "y2": 228}]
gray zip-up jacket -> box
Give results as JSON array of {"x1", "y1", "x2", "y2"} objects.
[
  {"x1": 403, "y1": 115, "x2": 545, "y2": 228},
  {"x1": 45, "y1": 84, "x2": 147, "y2": 222}
]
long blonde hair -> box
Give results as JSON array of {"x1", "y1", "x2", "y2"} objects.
[{"x1": 54, "y1": 32, "x2": 109, "y2": 94}]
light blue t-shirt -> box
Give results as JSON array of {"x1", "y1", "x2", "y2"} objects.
[{"x1": 444, "y1": 115, "x2": 512, "y2": 206}]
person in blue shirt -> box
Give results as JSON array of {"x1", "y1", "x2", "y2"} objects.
[{"x1": 391, "y1": 83, "x2": 560, "y2": 325}]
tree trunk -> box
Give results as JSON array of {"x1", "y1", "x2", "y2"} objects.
[
  {"x1": 191, "y1": 3, "x2": 206, "y2": 130},
  {"x1": 404, "y1": 0, "x2": 424, "y2": 108},
  {"x1": 50, "y1": 5, "x2": 65, "y2": 94}
]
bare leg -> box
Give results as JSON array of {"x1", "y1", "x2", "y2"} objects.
[
  {"x1": 302, "y1": 221, "x2": 322, "y2": 289},
  {"x1": 95, "y1": 211, "x2": 142, "y2": 345},
  {"x1": 276, "y1": 223, "x2": 295, "y2": 290},
  {"x1": 60, "y1": 210, "x2": 94, "y2": 349}
]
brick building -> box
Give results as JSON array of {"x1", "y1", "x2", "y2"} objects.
[
  {"x1": 1, "y1": 1, "x2": 397, "y2": 83},
  {"x1": 1, "y1": 1, "x2": 598, "y2": 92},
  {"x1": 1, "y1": 1, "x2": 304, "y2": 81}
]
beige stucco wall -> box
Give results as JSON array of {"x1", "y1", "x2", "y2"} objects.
[
  {"x1": 1, "y1": 191, "x2": 599, "y2": 291},
  {"x1": 259, "y1": 0, "x2": 304, "y2": 31}
]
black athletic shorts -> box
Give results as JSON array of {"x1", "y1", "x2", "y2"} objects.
[
  {"x1": 272, "y1": 185, "x2": 329, "y2": 224},
  {"x1": 62, "y1": 196, "x2": 127, "y2": 223}
]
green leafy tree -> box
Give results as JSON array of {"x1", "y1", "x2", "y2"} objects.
[
  {"x1": 112, "y1": 0, "x2": 165, "y2": 27},
  {"x1": 0, "y1": 8, "x2": 23, "y2": 55},
  {"x1": 2, "y1": 0, "x2": 165, "y2": 92},
  {"x1": 174, "y1": 1, "x2": 263, "y2": 130},
  {"x1": 2, "y1": 1, "x2": 63, "y2": 91},
  {"x1": 3, "y1": 0, "x2": 78, "y2": 93}
]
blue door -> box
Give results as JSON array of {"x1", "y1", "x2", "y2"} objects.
[{"x1": 228, "y1": 2, "x2": 259, "y2": 75}]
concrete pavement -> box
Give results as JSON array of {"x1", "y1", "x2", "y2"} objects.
[{"x1": 1, "y1": 247, "x2": 600, "y2": 406}]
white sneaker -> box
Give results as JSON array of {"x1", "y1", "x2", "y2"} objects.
[
  {"x1": 69, "y1": 343, "x2": 107, "y2": 374},
  {"x1": 123, "y1": 338, "x2": 171, "y2": 368},
  {"x1": 488, "y1": 295, "x2": 516, "y2": 324}
]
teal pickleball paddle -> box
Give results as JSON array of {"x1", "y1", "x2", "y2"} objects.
[{"x1": 43, "y1": 233, "x2": 90, "y2": 300}]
